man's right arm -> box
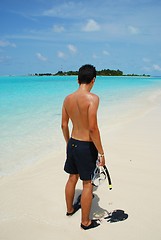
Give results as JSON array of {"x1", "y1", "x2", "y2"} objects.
[
  {"x1": 61, "y1": 101, "x2": 70, "y2": 144},
  {"x1": 88, "y1": 95, "x2": 105, "y2": 166}
]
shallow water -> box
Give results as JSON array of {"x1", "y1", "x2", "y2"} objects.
[{"x1": 0, "y1": 75, "x2": 161, "y2": 176}]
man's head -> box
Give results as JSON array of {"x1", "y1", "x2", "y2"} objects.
[{"x1": 78, "y1": 64, "x2": 96, "y2": 84}]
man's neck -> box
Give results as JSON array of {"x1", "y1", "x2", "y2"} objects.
[{"x1": 78, "y1": 83, "x2": 92, "y2": 92}]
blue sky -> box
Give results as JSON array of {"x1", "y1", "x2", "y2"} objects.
[{"x1": 0, "y1": 0, "x2": 161, "y2": 75}]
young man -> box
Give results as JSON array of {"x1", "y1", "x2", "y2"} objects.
[{"x1": 61, "y1": 64, "x2": 105, "y2": 230}]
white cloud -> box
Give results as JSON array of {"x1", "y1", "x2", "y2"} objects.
[
  {"x1": 36, "y1": 53, "x2": 48, "y2": 61},
  {"x1": 0, "y1": 55, "x2": 11, "y2": 63},
  {"x1": 142, "y1": 64, "x2": 161, "y2": 73},
  {"x1": 153, "y1": 64, "x2": 161, "y2": 71},
  {"x1": 42, "y1": 2, "x2": 84, "y2": 18},
  {"x1": 128, "y1": 25, "x2": 140, "y2": 35},
  {"x1": 67, "y1": 44, "x2": 77, "y2": 54},
  {"x1": 82, "y1": 19, "x2": 100, "y2": 32},
  {"x1": 52, "y1": 25, "x2": 65, "y2": 33},
  {"x1": 0, "y1": 40, "x2": 16, "y2": 48},
  {"x1": 57, "y1": 51, "x2": 66, "y2": 59},
  {"x1": 103, "y1": 50, "x2": 110, "y2": 56}
]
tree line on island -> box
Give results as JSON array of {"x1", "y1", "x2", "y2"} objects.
[
  {"x1": 33, "y1": 69, "x2": 150, "y2": 77},
  {"x1": 55, "y1": 69, "x2": 123, "y2": 76}
]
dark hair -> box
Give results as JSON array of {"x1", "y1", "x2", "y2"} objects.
[{"x1": 78, "y1": 64, "x2": 96, "y2": 84}]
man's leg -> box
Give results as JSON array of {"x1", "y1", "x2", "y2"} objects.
[
  {"x1": 81, "y1": 180, "x2": 93, "y2": 226},
  {"x1": 65, "y1": 174, "x2": 79, "y2": 213}
]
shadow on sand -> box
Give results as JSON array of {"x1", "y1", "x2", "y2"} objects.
[{"x1": 74, "y1": 189, "x2": 128, "y2": 223}]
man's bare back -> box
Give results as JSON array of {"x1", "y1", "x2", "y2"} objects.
[
  {"x1": 62, "y1": 64, "x2": 104, "y2": 162},
  {"x1": 63, "y1": 85, "x2": 99, "y2": 142}
]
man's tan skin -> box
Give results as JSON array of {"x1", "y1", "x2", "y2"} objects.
[{"x1": 61, "y1": 67, "x2": 105, "y2": 228}]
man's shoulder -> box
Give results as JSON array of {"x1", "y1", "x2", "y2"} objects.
[
  {"x1": 64, "y1": 92, "x2": 74, "y2": 101},
  {"x1": 89, "y1": 92, "x2": 99, "y2": 101},
  {"x1": 63, "y1": 92, "x2": 76, "y2": 107},
  {"x1": 64, "y1": 91, "x2": 99, "y2": 104},
  {"x1": 90, "y1": 92, "x2": 99, "y2": 98}
]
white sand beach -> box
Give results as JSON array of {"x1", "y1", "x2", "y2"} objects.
[{"x1": 0, "y1": 92, "x2": 161, "y2": 240}]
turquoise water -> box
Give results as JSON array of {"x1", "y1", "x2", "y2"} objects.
[{"x1": 0, "y1": 75, "x2": 161, "y2": 176}]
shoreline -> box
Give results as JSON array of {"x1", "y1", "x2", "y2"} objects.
[
  {"x1": 1, "y1": 85, "x2": 161, "y2": 178},
  {"x1": 0, "y1": 86, "x2": 161, "y2": 239},
  {"x1": 99, "y1": 85, "x2": 161, "y2": 130}
]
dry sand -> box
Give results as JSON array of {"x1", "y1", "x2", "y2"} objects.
[{"x1": 0, "y1": 96, "x2": 161, "y2": 240}]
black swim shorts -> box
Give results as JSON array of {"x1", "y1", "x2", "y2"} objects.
[{"x1": 64, "y1": 138, "x2": 98, "y2": 181}]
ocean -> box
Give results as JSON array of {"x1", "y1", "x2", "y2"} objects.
[{"x1": 0, "y1": 75, "x2": 161, "y2": 176}]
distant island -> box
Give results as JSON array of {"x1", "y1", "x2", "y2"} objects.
[{"x1": 33, "y1": 69, "x2": 150, "y2": 77}]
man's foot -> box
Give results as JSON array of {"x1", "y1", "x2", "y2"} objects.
[
  {"x1": 81, "y1": 219, "x2": 101, "y2": 230},
  {"x1": 66, "y1": 194, "x2": 94, "y2": 216},
  {"x1": 66, "y1": 194, "x2": 81, "y2": 216},
  {"x1": 66, "y1": 203, "x2": 81, "y2": 216}
]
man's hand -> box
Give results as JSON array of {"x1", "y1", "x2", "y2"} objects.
[{"x1": 98, "y1": 154, "x2": 105, "y2": 166}]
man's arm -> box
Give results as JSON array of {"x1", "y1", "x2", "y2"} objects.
[
  {"x1": 61, "y1": 101, "x2": 70, "y2": 144},
  {"x1": 88, "y1": 95, "x2": 105, "y2": 166}
]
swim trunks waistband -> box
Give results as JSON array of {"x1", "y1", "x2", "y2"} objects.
[{"x1": 70, "y1": 137, "x2": 94, "y2": 145}]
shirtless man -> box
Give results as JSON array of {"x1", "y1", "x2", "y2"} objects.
[{"x1": 61, "y1": 64, "x2": 105, "y2": 230}]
